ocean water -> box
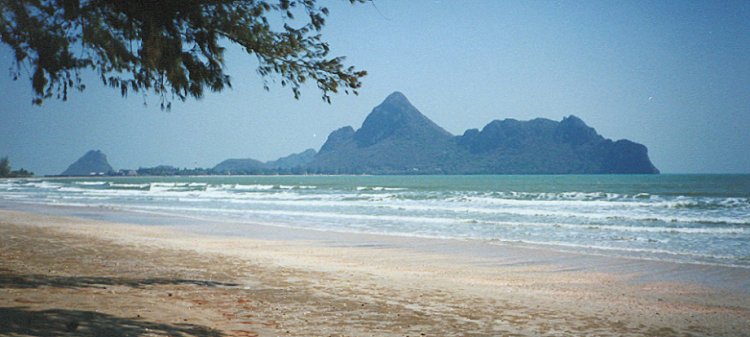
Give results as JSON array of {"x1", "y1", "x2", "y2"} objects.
[{"x1": 1, "y1": 175, "x2": 749, "y2": 268}]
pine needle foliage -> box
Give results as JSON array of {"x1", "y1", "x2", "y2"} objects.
[{"x1": 0, "y1": 0, "x2": 367, "y2": 109}]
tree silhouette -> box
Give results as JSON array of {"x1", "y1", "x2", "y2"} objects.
[
  {"x1": 0, "y1": 0, "x2": 367, "y2": 109},
  {"x1": 0, "y1": 157, "x2": 10, "y2": 177},
  {"x1": 0, "y1": 156, "x2": 33, "y2": 177}
]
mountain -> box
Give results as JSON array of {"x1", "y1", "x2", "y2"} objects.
[
  {"x1": 213, "y1": 149, "x2": 318, "y2": 174},
  {"x1": 61, "y1": 150, "x2": 114, "y2": 176},
  {"x1": 453, "y1": 115, "x2": 658, "y2": 174},
  {"x1": 213, "y1": 158, "x2": 266, "y2": 174},
  {"x1": 310, "y1": 92, "x2": 458, "y2": 174},
  {"x1": 265, "y1": 149, "x2": 317, "y2": 169},
  {"x1": 306, "y1": 92, "x2": 659, "y2": 174}
]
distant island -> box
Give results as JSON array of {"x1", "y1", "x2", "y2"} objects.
[
  {"x1": 307, "y1": 92, "x2": 658, "y2": 174},
  {"x1": 58, "y1": 92, "x2": 658, "y2": 176}
]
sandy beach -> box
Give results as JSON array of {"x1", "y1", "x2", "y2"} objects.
[{"x1": 1, "y1": 209, "x2": 749, "y2": 336}]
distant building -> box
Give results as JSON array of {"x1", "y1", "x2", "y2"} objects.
[{"x1": 118, "y1": 169, "x2": 138, "y2": 176}]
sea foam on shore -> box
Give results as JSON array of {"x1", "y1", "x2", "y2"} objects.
[{"x1": 1, "y1": 174, "x2": 749, "y2": 268}]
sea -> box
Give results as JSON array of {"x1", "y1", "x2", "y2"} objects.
[{"x1": 1, "y1": 174, "x2": 749, "y2": 268}]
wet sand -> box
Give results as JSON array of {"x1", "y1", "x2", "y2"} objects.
[{"x1": 1, "y1": 209, "x2": 749, "y2": 336}]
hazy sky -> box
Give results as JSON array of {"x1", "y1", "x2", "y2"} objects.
[{"x1": 1, "y1": 1, "x2": 749, "y2": 175}]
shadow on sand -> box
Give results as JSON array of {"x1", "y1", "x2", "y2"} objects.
[
  {"x1": 0, "y1": 306, "x2": 224, "y2": 337},
  {"x1": 0, "y1": 273, "x2": 238, "y2": 289}
]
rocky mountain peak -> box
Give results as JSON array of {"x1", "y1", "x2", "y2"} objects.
[
  {"x1": 61, "y1": 150, "x2": 114, "y2": 176},
  {"x1": 353, "y1": 91, "x2": 451, "y2": 147}
]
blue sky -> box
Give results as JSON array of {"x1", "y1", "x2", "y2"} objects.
[{"x1": 1, "y1": 0, "x2": 749, "y2": 174}]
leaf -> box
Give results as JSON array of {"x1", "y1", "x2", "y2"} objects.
[{"x1": 0, "y1": 0, "x2": 366, "y2": 107}]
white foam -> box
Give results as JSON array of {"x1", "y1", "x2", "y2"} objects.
[
  {"x1": 108, "y1": 183, "x2": 151, "y2": 189},
  {"x1": 74, "y1": 181, "x2": 108, "y2": 186},
  {"x1": 498, "y1": 238, "x2": 741, "y2": 260},
  {"x1": 356, "y1": 186, "x2": 407, "y2": 191},
  {"x1": 4, "y1": 178, "x2": 750, "y2": 269},
  {"x1": 230, "y1": 184, "x2": 275, "y2": 190},
  {"x1": 100, "y1": 203, "x2": 462, "y2": 226},
  {"x1": 465, "y1": 220, "x2": 746, "y2": 235},
  {"x1": 30, "y1": 181, "x2": 63, "y2": 189}
]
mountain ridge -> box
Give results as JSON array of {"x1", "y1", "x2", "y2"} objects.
[
  {"x1": 306, "y1": 92, "x2": 659, "y2": 174},
  {"x1": 87, "y1": 92, "x2": 658, "y2": 176},
  {"x1": 213, "y1": 148, "x2": 318, "y2": 174}
]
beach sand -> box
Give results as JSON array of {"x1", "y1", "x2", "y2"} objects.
[{"x1": 1, "y1": 209, "x2": 749, "y2": 336}]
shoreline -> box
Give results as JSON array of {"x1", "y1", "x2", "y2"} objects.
[
  {"x1": 1, "y1": 209, "x2": 749, "y2": 335},
  {"x1": 7, "y1": 201, "x2": 750, "y2": 291},
  {"x1": 4, "y1": 174, "x2": 749, "y2": 272}
]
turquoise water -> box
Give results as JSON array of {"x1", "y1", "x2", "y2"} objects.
[{"x1": 1, "y1": 174, "x2": 749, "y2": 267}]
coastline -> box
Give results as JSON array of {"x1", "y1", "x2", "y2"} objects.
[{"x1": 1, "y1": 209, "x2": 749, "y2": 336}]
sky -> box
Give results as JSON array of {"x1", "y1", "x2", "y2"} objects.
[{"x1": 1, "y1": 0, "x2": 749, "y2": 175}]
